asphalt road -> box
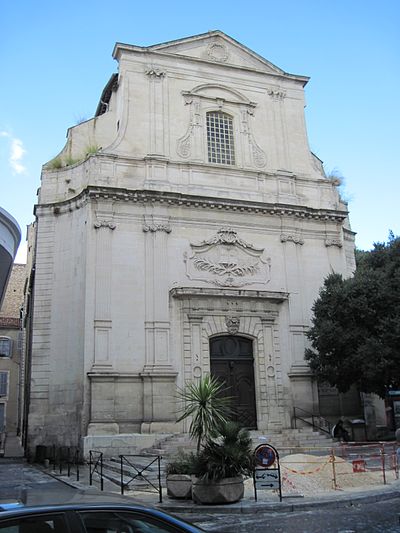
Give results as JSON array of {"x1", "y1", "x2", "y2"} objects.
[
  {"x1": 1, "y1": 460, "x2": 399, "y2": 532},
  {"x1": 189, "y1": 497, "x2": 400, "y2": 532}
]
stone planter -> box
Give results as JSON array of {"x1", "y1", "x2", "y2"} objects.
[
  {"x1": 166, "y1": 474, "x2": 192, "y2": 499},
  {"x1": 192, "y1": 476, "x2": 244, "y2": 504}
]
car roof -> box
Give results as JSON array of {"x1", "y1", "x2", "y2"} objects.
[{"x1": 0, "y1": 502, "x2": 204, "y2": 532}]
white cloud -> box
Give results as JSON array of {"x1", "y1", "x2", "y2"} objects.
[
  {"x1": 10, "y1": 138, "x2": 26, "y2": 174},
  {"x1": 14, "y1": 242, "x2": 27, "y2": 264},
  {"x1": 0, "y1": 130, "x2": 27, "y2": 174}
]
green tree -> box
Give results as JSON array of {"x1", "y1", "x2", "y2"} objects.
[{"x1": 305, "y1": 234, "x2": 400, "y2": 398}]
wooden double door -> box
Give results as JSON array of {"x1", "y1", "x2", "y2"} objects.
[{"x1": 210, "y1": 335, "x2": 257, "y2": 429}]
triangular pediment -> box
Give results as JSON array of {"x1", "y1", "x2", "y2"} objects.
[{"x1": 146, "y1": 31, "x2": 285, "y2": 75}]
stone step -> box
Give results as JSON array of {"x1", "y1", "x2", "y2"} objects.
[
  {"x1": 3, "y1": 432, "x2": 25, "y2": 458},
  {"x1": 142, "y1": 428, "x2": 337, "y2": 460}
]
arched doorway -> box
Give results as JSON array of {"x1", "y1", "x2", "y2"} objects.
[{"x1": 210, "y1": 335, "x2": 257, "y2": 429}]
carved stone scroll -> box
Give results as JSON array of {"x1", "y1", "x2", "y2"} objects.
[{"x1": 184, "y1": 227, "x2": 271, "y2": 287}]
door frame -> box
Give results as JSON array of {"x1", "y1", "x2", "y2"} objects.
[{"x1": 209, "y1": 334, "x2": 257, "y2": 429}]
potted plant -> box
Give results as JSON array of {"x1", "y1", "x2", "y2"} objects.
[
  {"x1": 191, "y1": 421, "x2": 255, "y2": 504},
  {"x1": 165, "y1": 451, "x2": 198, "y2": 499}
]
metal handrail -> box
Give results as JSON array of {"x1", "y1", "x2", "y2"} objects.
[
  {"x1": 49, "y1": 446, "x2": 81, "y2": 480},
  {"x1": 89, "y1": 450, "x2": 104, "y2": 491},
  {"x1": 0, "y1": 431, "x2": 7, "y2": 456},
  {"x1": 119, "y1": 454, "x2": 162, "y2": 503},
  {"x1": 293, "y1": 406, "x2": 333, "y2": 435}
]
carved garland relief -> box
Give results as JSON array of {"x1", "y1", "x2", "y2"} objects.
[{"x1": 184, "y1": 227, "x2": 271, "y2": 287}]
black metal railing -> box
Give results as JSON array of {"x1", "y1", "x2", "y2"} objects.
[
  {"x1": 293, "y1": 406, "x2": 333, "y2": 435},
  {"x1": 49, "y1": 445, "x2": 81, "y2": 481},
  {"x1": 0, "y1": 431, "x2": 6, "y2": 456},
  {"x1": 89, "y1": 450, "x2": 104, "y2": 491},
  {"x1": 119, "y1": 455, "x2": 162, "y2": 502}
]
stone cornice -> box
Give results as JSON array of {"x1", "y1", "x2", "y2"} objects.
[
  {"x1": 113, "y1": 45, "x2": 309, "y2": 87},
  {"x1": 35, "y1": 186, "x2": 348, "y2": 223},
  {"x1": 170, "y1": 287, "x2": 289, "y2": 302}
]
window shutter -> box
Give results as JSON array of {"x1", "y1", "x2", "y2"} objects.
[
  {"x1": 0, "y1": 373, "x2": 8, "y2": 396},
  {"x1": 0, "y1": 338, "x2": 12, "y2": 357}
]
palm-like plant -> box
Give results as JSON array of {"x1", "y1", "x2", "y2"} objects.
[
  {"x1": 176, "y1": 374, "x2": 232, "y2": 453},
  {"x1": 196, "y1": 421, "x2": 254, "y2": 481}
]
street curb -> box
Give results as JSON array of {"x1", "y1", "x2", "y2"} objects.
[
  {"x1": 156, "y1": 482, "x2": 400, "y2": 515},
  {"x1": 32, "y1": 463, "x2": 400, "y2": 515},
  {"x1": 157, "y1": 486, "x2": 400, "y2": 515}
]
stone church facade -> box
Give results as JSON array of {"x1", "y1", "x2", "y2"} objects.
[{"x1": 26, "y1": 31, "x2": 356, "y2": 453}]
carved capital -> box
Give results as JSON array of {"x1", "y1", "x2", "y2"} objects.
[
  {"x1": 145, "y1": 67, "x2": 166, "y2": 79},
  {"x1": 280, "y1": 233, "x2": 304, "y2": 245},
  {"x1": 325, "y1": 238, "x2": 342, "y2": 248},
  {"x1": 143, "y1": 222, "x2": 171, "y2": 233},
  {"x1": 94, "y1": 220, "x2": 116, "y2": 230},
  {"x1": 267, "y1": 89, "x2": 286, "y2": 101}
]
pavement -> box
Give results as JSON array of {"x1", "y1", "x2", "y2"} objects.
[
  {"x1": 1, "y1": 457, "x2": 399, "y2": 516},
  {"x1": 2, "y1": 458, "x2": 399, "y2": 532}
]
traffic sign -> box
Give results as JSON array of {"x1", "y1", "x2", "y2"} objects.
[
  {"x1": 255, "y1": 467, "x2": 280, "y2": 489},
  {"x1": 254, "y1": 444, "x2": 276, "y2": 467}
]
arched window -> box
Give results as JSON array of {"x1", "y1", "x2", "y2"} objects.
[{"x1": 206, "y1": 111, "x2": 235, "y2": 165}]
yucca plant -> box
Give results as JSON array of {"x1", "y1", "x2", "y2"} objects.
[{"x1": 176, "y1": 374, "x2": 232, "y2": 453}]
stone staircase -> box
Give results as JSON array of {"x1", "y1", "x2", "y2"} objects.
[
  {"x1": 142, "y1": 427, "x2": 337, "y2": 459},
  {"x1": 250, "y1": 427, "x2": 337, "y2": 453}
]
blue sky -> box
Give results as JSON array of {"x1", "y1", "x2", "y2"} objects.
[{"x1": 1, "y1": 0, "x2": 399, "y2": 262}]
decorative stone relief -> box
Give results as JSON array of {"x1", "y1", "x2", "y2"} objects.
[
  {"x1": 142, "y1": 215, "x2": 171, "y2": 234},
  {"x1": 240, "y1": 107, "x2": 267, "y2": 168},
  {"x1": 249, "y1": 136, "x2": 267, "y2": 168},
  {"x1": 94, "y1": 220, "x2": 116, "y2": 230},
  {"x1": 145, "y1": 67, "x2": 166, "y2": 79},
  {"x1": 143, "y1": 222, "x2": 172, "y2": 233},
  {"x1": 184, "y1": 227, "x2": 271, "y2": 287},
  {"x1": 176, "y1": 127, "x2": 193, "y2": 158},
  {"x1": 225, "y1": 316, "x2": 240, "y2": 335},
  {"x1": 207, "y1": 42, "x2": 229, "y2": 63},
  {"x1": 176, "y1": 96, "x2": 201, "y2": 159},
  {"x1": 280, "y1": 233, "x2": 304, "y2": 245},
  {"x1": 267, "y1": 89, "x2": 286, "y2": 101},
  {"x1": 325, "y1": 238, "x2": 342, "y2": 248}
]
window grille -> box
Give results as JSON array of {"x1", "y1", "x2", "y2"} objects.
[
  {"x1": 206, "y1": 111, "x2": 235, "y2": 165},
  {"x1": 0, "y1": 337, "x2": 12, "y2": 358},
  {"x1": 0, "y1": 372, "x2": 7, "y2": 397}
]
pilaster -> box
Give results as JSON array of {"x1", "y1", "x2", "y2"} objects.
[{"x1": 92, "y1": 214, "x2": 115, "y2": 370}]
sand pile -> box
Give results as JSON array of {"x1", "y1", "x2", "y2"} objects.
[{"x1": 279, "y1": 453, "x2": 396, "y2": 496}]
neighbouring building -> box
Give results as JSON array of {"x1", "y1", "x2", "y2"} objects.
[
  {"x1": 0, "y1": 263, "x2": 25, "y2": 439},
  {"x1": 26, "y1": 31, "x2": 379, "y2": 455},
  {"x1": 0, "y1": 207, "x2": 21, "y2": 307},
  {"x1": 0, "y1": 207, "x2": 21, "y2": 446}
]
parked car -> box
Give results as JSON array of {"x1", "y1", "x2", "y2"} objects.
[{"x1": 0, "y1": 502, "x2": 205, "y2": 532}]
